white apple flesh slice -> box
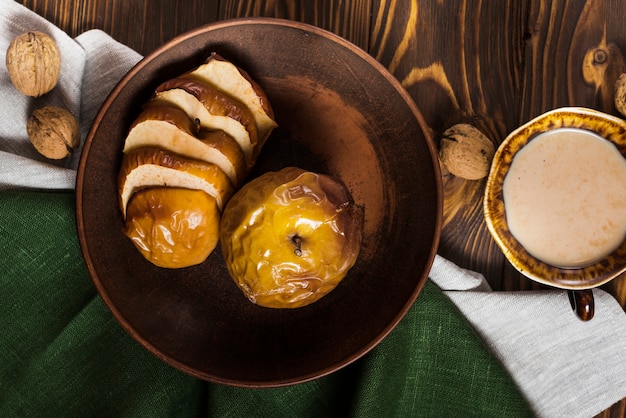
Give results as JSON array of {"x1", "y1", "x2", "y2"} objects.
[
  {"x1": 122, "y1": 105, "x2": 247, "y2": 186},
  {"x1": 118, "y1": 146, "x2": 234, "y2": 219},
  {"x1": 152, "y1": 77, "x2": 257, "y2": 167},
  {"x1": 186, "y1": 53, "x2": 278, "y2": 146}
]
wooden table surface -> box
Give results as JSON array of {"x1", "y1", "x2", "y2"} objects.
[{"x1": 17, "y1": 0, "x2": 626, "y2": 416}]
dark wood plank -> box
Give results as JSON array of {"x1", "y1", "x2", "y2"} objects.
[
  {"x1": 370, "y1": 0, "x2": 626, "y2": 307},
  {"x1": 19, "y1": 0, "x2": 219, "y2": 55},
  {"x1": 370, "y1": 0, "x2": 526, "y2": 289},
  {"x1": 218, "y1": 0, "x2": 372, "y2": 51}
]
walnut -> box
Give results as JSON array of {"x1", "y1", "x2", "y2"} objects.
[
  {"x1": 439, "y1": 123, "x2": 495, "y2": 180},
  {"x1": 615, "y1": 73, "x2": 626, "y2": 118},
  {"x1": 27, "y1": 106, "x2": 80, "y2": 160},
  {"x1": 6, "y1": 31, "x2": 61, "y2": 97}
]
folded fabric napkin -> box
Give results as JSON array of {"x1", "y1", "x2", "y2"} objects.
[
  {"x1": 432, "y1": 258, "x2": 626, "y2": 417},
  {"x1": 1, "y1": 1, "x2": 625, "y2": 417}
]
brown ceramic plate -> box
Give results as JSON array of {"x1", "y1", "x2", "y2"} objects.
[{"x1": 76, "y1": 18, "x2": 442, "y2": 387}]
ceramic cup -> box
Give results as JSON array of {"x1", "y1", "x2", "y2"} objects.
[{"x1": 484, "y1": 107, "x2": 626, "y2": 321}]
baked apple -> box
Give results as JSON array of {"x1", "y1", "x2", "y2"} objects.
[
  {"x1": 118, "y1": 53, "x2": 278, "y2": 270},
  {"x1": 185, "y1": 53, "x2": 277, "y2": 146},
  {"x1": 220, "y1": 167, "x2": 363, "y2": 308},
  {"x1": 152, "y1": 77, "x2": 258, "y2": 166},
  {"x1": 123, "y1": 105, "x2": 247, "y2": 186},
  {"x1": 123, "y1": 187, "x2": 220, "y2": 268},
  {"x1": 118, "y1": 146, "x2": 234, "y2": 218}
]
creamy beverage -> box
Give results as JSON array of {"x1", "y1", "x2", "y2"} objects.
[{"x1": 503, "y1": 128, "x2": 626, "y2": 268}]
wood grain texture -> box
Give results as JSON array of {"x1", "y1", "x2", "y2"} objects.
[
  {"x1": 14, "y1": 0, "x2": 626, "y2": 414},
  {"x1": 19, "y1": 0, "x2": 219, "y2": 55},
  {"x1": 370, "y1": 0, "x2": 626, "y2": 306},
  {"x1": 370, "y1": 0, "x2": 525, "y2": 287},
  {"x1": 218, "y1": 0, "x2": 372, "y2": 51}
]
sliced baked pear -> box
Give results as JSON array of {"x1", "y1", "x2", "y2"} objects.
[
  {"x1": 118, "y1": 146, "x2": 234, "y2": 219},
  {"x1": 122, "y1": 105, "x2": 247, "y2": 186},
  {"x1": 151, "y1": 77, "x2": 257, "y2": 167},
  {"x1": 185, "y1": 53, "x2": 278, "y2": 146},
  {"x1": 123, "y1": 187, "x2": 221, "y2": 268}
]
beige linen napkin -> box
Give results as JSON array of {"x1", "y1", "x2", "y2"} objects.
[
  {"x1": 0, "y1": 0, "x2": 140, "y2": 189},
  {"x1": 2, "y1": 1, "x2": 626, "y2": 417},
  {"x1": 430, "y1": 256, "x2": 626, "y2": 418}
]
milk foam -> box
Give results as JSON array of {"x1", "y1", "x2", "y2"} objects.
[{"x1": 503, "y1": 128, "x2": 626, "y2": 268}]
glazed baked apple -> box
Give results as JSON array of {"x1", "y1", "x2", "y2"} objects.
[
  {"x1": 117, "y1": 53, "x2": 277, "y2": 268},
  {"x1": 123, "y1": 187, "x2": 220, "y2": 268},
  {"x1": 220, "y1": 167, "x2": 363, "y2": 308}
]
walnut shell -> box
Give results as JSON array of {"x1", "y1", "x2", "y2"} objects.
[
  {"x1": 6, "y1": 31, "x2": 60, "y2": 97},
  {"x1": 439, "y1": 123, "x2": 495, "y2": 180},
  {"x1": 27, "y1": 106, "x2": 80, "y2": 160},
  {"x1": 615, "y1": 73, "x2": 626, "y2": 118}
]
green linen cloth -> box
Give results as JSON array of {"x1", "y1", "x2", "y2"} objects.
[{"x1": 0, "y1": 190, "x2": 534, "y2": 417}]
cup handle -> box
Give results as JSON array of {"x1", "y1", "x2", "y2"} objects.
[{"x1": 568, "y1": 290, "x2": 594, "y2": 321}]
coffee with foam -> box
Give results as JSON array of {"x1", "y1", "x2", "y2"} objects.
[{"x1": 503, "y1": 128, "x2": 626, "y2": 268}]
